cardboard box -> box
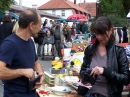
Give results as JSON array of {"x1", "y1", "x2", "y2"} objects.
[
  {"x1": 51, "y1": 69, "x2": 61, "y2": 74},
  {"x1": 72, "y1": 42, "x2": 89, "y2": 48}
]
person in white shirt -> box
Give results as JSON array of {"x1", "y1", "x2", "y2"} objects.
[{"x1": 113, "y1": 28, "x2": 119, "y2": 44}]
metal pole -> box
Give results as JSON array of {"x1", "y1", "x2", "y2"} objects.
[{"x1": 128, "y1": 26, "x2": 130, "y2": 44}]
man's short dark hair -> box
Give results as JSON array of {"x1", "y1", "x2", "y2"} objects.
[{"x1": 18, "y1": 9, "x2": 39, "y2": 29}]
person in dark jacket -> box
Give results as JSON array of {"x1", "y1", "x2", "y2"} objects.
[
  {"x1": 36, "y1": 29, "x2": 44, "y2": 56},
  {"x1": 0, "y1": 14, "x2": 13, "y2": 43},
  {"x1": 54, "y1": 24, "x2": 62, "y2": 58},
  {"x1": 63, "y1": 24, "x2": 72, "y2": 42},
  {"x1": 117, "y1": 28, "x2": 122, "y2": 43},
  {"x1": 122, "y1": 27, "x2": 128, "y2": 43},
  {"x1": 80, "y1": 16, "x2": 130, "y2": 97},
  {"x1": 76, "y1": 20, "x2": 88, "y2": 34}
]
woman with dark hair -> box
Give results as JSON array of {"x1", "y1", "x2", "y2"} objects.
[
  {"x1": 42, "y1": 19, "x2": 48, "y2": 33},
  {"x1": 0, "y1": 14, "x2": 13, "y2": 43},
  {"x1": 36, "y1": 19, "x2": 48, "y2": 56},
  {"x1": 43, "y1": 19, "x2": 48, "y2": 27},
  {"x1": 79, "y1": 16, "x2": 129, "y2": 97}
]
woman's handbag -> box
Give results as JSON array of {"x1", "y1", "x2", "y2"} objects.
[
  {"x1": 77, "y1": 85, "x2": 88, "y2": 96},
  {"x1": 81, "y1": 68, "x2": 97, "y2": 85}
]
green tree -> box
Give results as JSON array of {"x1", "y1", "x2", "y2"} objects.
[
  {"x1": 0, "y1": 0, "x2": 16, "y2": 11},
  {"x1": 97, "y1": 0, "x2": 127, "y2": 26},
  {"x1": 98, "y1": 0, "x2": 125, "y2": 17},
  {"x1": 123, "y1": 0, "x2": 130, "y2": 15}
]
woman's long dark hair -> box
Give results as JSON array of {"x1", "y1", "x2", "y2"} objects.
[
  {"x1": 92, "y1": 16, "x2": 115, "y2": 42},
  {"x1": 43, "y1": 19, "x2": 48, "y2": 27},
  {"x1": 55, "y1": 25, "x2": 60, "y2": 29}
]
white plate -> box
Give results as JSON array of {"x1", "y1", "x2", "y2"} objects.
[{"x1": 51, "y1": 86, "x2": 73, "y2": 95}]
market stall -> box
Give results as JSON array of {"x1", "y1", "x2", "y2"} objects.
[{"x1": 36, "y1": 42, "x2": 130, "y2": 97}]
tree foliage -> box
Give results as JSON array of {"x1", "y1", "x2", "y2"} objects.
[
  {"x1": 98, "y1": 0, "x2": 125, "y2": 17},
  {"x1": 0, "y1": 0, "x2": 15, "y2": 11},
  {"x1": 123, "y1": 0, "x2": 130, "y2": 15},
  {"x1": 97, "y1": 0, "x2": 127, "y2": 26}
]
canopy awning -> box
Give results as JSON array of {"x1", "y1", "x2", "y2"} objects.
[
  {"x1": 127, "y1": 12, "x2": 130, "y2": 19},
  {"x1": 0, "y1": 10, "x2": 19, "y2": 20},
  {"x1": 55, "y1": 18, "x2": 77, "y2": 22},
  {"x1": 9, "y1": 12, "x2": 19, "y2": 20},
  {"x1": 0, "y1": 10, "x2": 5, "y2": 19}
]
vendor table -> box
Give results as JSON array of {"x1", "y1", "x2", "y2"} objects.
[
  {"x1": 36, "y1": 88, "x2": 63, "y2": 97},
  {"x1": 123, "y1": 89, "x2": 130, "y2": 97},
  {"x1": 36, "y1": 84, "x2": 77, "y2": 97}
]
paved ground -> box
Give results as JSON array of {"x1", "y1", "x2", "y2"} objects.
[{"x1": 0, "y1": 56, "x2": 51, "y2": 96}]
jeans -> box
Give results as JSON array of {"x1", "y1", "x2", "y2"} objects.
[
  {"x1": 85, "y1": 93, "x2": 94, "y2": 97},
  {"x1": 37, "y1": 44, "x2": 42, "y2": 55},
  {"x1": 44, "y1": 44, "x2": 52, "y2": 55},
  {"x1": 55, "y1": 40, "x2": 62, "y2": 58},
  {"x1": 92, "y1": 94, "x2": 106, "y2": 97},
  {"x1": 85, "y1": 93, "x2": 106, "y2": 97}
]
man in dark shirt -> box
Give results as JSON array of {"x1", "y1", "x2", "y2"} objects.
[
  {"x1": 76, "y1": 20, "x2": 88, "y2": 34},
  {"x1": 0, "y1": 9, "x2": 44, "y2": 97}
]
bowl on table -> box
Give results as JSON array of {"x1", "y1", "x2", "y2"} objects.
[{"x1": 51, "y1": 86, "x2": 74, "y2": 96}]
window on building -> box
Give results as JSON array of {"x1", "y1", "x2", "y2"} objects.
[
  {"x1": 52, "y1": 10, "x2": 56, "y2": 15},
  {"x1": 61, "y1": 10, "x2": 65, "y2": 16}
]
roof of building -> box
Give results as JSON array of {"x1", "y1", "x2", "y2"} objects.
[
  {"x1": 79, "y1": 2, "x2": 96, "y2": 16},
  {"x1": 10, "y1": 4, "x2": 61, "y2": 19},
  {"x1": 38, "y1": 0, "x2": 90, "y2": 15}
]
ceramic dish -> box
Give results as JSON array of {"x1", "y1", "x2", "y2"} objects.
[{"x1": 51, "y1": 86, "x2": 73, "y2": 95}]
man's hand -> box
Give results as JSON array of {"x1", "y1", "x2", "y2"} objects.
[
  {"x1": 33, "y1": 72, "x2": 44, "y2": 89},
  {"x1": 80, "y1": 31, "x2": 82, "y2": 34},
  {"x1": 22, "y1": 69, "x2": 34, "y2": 79}
]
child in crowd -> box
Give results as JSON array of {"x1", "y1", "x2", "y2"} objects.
[{"x1": 43, "y1": 30, "x2": 54, "y2": 55}]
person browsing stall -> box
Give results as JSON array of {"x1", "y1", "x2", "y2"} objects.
[
  {"x1": 76, "y1": 20, "x2": 88, "y2": 34},
  {"x1": 80, "y1": 16, "x2": 130, "y2": 97},
  {"x1": 0, "y1": 9, "x2": 44, "y2": 97},
  {"x1": 0, "y1": 14, "x2": 14, "y2": 43}
]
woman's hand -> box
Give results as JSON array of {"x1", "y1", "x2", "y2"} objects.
[{"x1": 90, "y1": 66, "x2": 104, "y2": 76}]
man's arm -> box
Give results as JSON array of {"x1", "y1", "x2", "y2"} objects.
[
  {"x1": 34, "y1": 60, "x2": 43, "y2": 73},
  {"x1": 0, "y1": 61, "x2": 34, "y2": 80},
  {"x1": 76, "y1": 24, "x2": 80, "y2": 34},
  {"x1": 34, "y1": 60, "x2": 44, "y2": 89}
]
